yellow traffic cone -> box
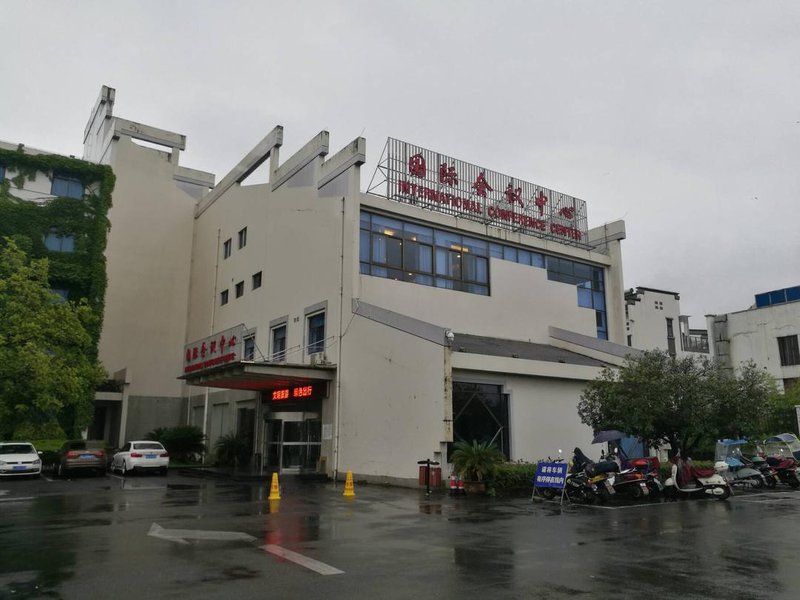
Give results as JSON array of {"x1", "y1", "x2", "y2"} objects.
[
  {"x1": 268, "y1": 472, "x2": 281, "y2": 500},
  {"x1": 343, "y1": 470, "x2": 355, "y2": 498}
]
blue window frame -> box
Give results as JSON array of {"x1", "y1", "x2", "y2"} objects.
[
  {"x1": 308, "y1": 313, "x2": 325, "y2": 354},
  {"x1": 51, "y1": 175, "x2": 84, "y2": 199},
  {"x1": 43, "y1": 228, "x2": 75, "y2": 253},
  {"x1": 272, "y1": 324, "x2": 287, "y2": 361}
]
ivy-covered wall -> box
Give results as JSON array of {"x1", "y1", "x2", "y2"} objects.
[{"x1": 0, "y1": 145, "x2": 115, "y2": 352}]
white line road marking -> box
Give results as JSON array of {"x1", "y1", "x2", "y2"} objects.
[
  {"x1": 0, "y1": 496, "x2": 36, "y2": 503},
  {"x1": 261, "y1": 544, "x2": 345, "y2": 576},
  {"x1": 41, "y1": 475, "x2": 53, "y2": 482},
  {"x1": 148, "y1": 523, "x2": 257, "y2": 545},
  {"x1": 0, "y1": 490, "x2": 8, "y2": 496}
]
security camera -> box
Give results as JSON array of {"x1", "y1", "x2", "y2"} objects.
[{"x1": 445, "y1": 330, "x2": 455, "y2": 343}]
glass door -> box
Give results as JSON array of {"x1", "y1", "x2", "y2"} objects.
[{"x1": 264, "y1": 413, "x2": 322, "y2": 474}]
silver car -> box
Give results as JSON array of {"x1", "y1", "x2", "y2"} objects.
[
  {"x1": 0, "y1": 442, "x2": 42, "y2": 477},
  {"x1": 111, "y1": 441, "x2": 169, "y2": 476}
]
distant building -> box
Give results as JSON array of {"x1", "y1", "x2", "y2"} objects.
[
  {"x1": 707, "y1": 285, "x2": 800, "y2": 391},
  {"x1": 624, "y1": 286, "x2": 708, "y2": 357}
]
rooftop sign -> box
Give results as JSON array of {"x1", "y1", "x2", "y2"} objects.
[
  {"x1": 369, "y1": 138, "x2": 589, "y2": 246},
  {"x1": 183, "y1": 324, "x2": 245, "y2": 375}
]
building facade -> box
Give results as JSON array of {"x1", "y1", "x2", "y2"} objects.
[
  {"x1": 625, "y1": 286, "x2": 709, "y2": 357},
  {"x1": 707, "y1": 285, "x2": 800, "y2": 392}
]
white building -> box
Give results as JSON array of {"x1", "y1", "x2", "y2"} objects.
[
  {"x1": 625, "y1": 286, "x2": 709, "y2": 357},
  {"x1": 707, "y1": 286, "x2": 800, "y2": 392},
  {"x1": 55, "y1": 85, "x2": 638, "y2": 485}
]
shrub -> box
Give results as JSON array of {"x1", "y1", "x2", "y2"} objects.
[
  {"x1": 451, "y1": 440, "x2": 505, "y2": 482},
  {"x1": 214, "y1": 433, "x2": 251, "y2": 467},
  {"x1": 145, "y1": 426, "x2": 205, "y2": 462},
  {"x1": 492, "y1": 462, "x2": 538, "y2": 490}
]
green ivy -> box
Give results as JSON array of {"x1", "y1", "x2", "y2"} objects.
[{"x1": 0, "y1": 146, "x2": 115, "y2": 355}]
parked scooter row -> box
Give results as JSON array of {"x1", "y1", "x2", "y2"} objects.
[{"x1": 538, "y1": 432, "x2": 800, "y2": 505}]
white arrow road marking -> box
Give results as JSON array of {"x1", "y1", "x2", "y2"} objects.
[
  {"x1": 148, "y1": 523, "x2": 257, "y2": 545},
  {"x1": 260, "y1": 544, "x2": 344, "y2": 575}
]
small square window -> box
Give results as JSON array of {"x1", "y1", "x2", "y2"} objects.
[
  {"x1": 51, "y1": 174, "x2": 84, "y2": 199},
  {"x1": 238, "y1": 227, "x2": 247, "y2": 249},
  {"x1": 223, "y1": 239, "x2": 232, "y2": 259},
  {"x1": 252, "y1": 271, "x2": 262, "y2": 290},
  {"x1": 220, "y1": 289, "x2": 229, "y2": 305},
  {"x1": 235, "y1": 281, "x2": 244, "y2": 298}
]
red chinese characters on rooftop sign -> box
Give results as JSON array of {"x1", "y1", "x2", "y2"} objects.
[
  {"x1": 386, "y1": 139, "x2": 587, "y2": 245},
  {"x1": 182, "y1": 325, "x2": 245, "y2": 375}
]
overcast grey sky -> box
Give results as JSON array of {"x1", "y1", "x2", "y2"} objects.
[{"x1": 2, "y1": 1, "x2": 798, "y2": 326}]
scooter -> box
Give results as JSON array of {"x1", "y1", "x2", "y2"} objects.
[
  {"x1": 714, "y1": 439, "x2": 766, "y2": 490},
  {"x1": 574, "y1": 448, "x2": 616, "y2": 502},
  {"x1": 603, "y1": 451, "x2": 651, "y2": 500},
  {"x1": 627, "y1": 456, "x2": 664, "y2": 497},
  {"x1": 664, "y1": 454, "x2": 731, "y2": 501}
]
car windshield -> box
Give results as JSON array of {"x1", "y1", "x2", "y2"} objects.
[
  {"x1": 133, "y1": 443, "x2": 164, "y2": 450},
  {"x1": 0, "y1": 444, "x2": 35, "y2": 455}
]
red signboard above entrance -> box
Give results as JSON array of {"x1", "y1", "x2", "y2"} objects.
[
  {"x1": 368, "y1": 138, "x2": 589, "y2": 247},
  {"x1": 182, "y1": 324, "x2": 245, "y2": 375}
]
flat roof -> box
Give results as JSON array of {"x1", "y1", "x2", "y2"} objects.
[{"x1": 452, "y1": 333, "x2": 606, "y2": 367}]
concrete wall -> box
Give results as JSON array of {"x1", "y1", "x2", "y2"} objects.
[
  {"x1": 708, "y1": 303, "x2": 800, "y2": 388},
  {"x1": 626, "y1": 288, "x2": 681, "y2": 354},
  {"x1": 124, "y1": 396, "x2": 186, "y2": 441}
]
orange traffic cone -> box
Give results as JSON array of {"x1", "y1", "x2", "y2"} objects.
[
  {"x1": 268, "y1": 472, "x2": 281, "y2": 500},
  {"x1": 343, "y1": 470, "x2": 356, "y2": 498},
  {"x1": 449, "y1": 474, "x2": 458, "y2": 496},
  {"x1": 457, "y1": 477, "x2": 465, "y2": 496}
]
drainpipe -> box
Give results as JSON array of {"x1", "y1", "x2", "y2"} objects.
[
  {"x1": 203, "y1": 228, "x2": 221, "y2": 462},
  {"x1": 333, "y1": 195, "x2": 346, "y2": 486}
]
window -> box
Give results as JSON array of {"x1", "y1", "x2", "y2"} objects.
[
  {"x1": 238, "y1": 227, "x2": 247, "y2": 249},
  {"x1": 271, "y1": 325, "x2": 287, "y2": 361},
  {"x1": 51, "y1": 174, "x2": 84, "y2": 199},
  {"x1": 43, "y1": 228, "x2": 74, "y2": 253},
  {"x1": 307, "y1": 313, "x2": 325, "y2": 354},
  {"x1": 51, "y1": 288, "x2": 69, "y2": 302},
  {"x1": 223, "y1": 239, "x2": 232, "y2": 259},
  {"x1": 0, "y1": 164, "x2": 5, "y2": 182},
  {"x1": 777, "y1": 335, "x2": 800, "y2": 366},
  {"x1": 666, "y1": 318, "x2": 676, "y2": 357},
  {"x1": 243, "y1": 335, "x2": 256, "y2": 360},
  {"x1": 252, "y1": 271, "x2": 262, "y2": 289},
  {"x1": 220, "y1": 289, "x2": 229, "y2": 305},
  {"x1": 235, "y1": 281, "x2": 244, "y2": 298}
]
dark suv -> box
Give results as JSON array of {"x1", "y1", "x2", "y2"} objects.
[{"x1": 55, "y1": 440, "x2": 107, "y2": 477}]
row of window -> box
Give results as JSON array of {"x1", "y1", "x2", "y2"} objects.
[
  {"x1": 254, "y1": 312, "x2": 325, "y2": 362},
  {"x1": 220, "y1": 271, "x2": 262, "y2": 305},
  {"x1": 223, "y1": 227, "x2": 248, "y2": 259},
  {"x1": 359, "y1": 211, "x2": 608, "y2": 339},
  {"x1": 0, "y1": 165, "x2": 85, "y2": 200}
]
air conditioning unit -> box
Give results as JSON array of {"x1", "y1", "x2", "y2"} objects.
[{"x1": 309, "y1": 352, "x2": 327, "y2": 366}]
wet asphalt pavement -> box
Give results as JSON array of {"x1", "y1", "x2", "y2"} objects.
[{"x1": 1, "y1": 471, "x2": 800, "y2": 599}]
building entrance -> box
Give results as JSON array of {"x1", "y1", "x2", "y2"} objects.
[{"x1": 264, "y1": 412, "x2": 322, "y2": 473}]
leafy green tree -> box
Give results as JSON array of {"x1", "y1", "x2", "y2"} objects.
[
  {"x1": 577, "y1": 350, "x2": 776, "y2": 456},
  {"x1": 0, "y1": 239, "x2": 105, "y2": 439}
]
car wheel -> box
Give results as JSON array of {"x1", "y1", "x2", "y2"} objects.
[
  {"x1": 121, "y1": 461, "x2": 128, "y2": 477},
  {"x1": 56, "y1": 462, "x2": 64, "y2": 478}
]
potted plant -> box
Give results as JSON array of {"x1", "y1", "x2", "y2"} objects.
[{"x1": 451, "y1": 440, "x2": 505, "y2": 493}]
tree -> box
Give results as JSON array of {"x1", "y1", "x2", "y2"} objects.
[
  {"x1": 577, "y1": 350, "x2": 776, "y2": 457},
  {"x1": 0, "y1": 239, "x2": 105, "y2": 439}
]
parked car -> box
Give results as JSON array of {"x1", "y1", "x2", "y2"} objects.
[
  {"x1": 0, "y1": 442, "x2": 42, "y2": 477},
  {"x1": 55, "y1": 440, "x2": 107, "y2": 477},
  {"x1": 111, "y1": 441, "x2": 169, "y2": 476}
]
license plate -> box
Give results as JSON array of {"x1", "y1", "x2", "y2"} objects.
[
  {"x1": 13, "y1": 465, "x2": 26, "y2": 471},
  {"x1": 80, "y1": 454, "x2": 95, "y2": 460},
  {"x1": 145, "y1": 454, "x2": 157, "y2": 459}
]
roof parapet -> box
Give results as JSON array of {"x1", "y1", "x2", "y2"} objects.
[{"x1": 271, "y1": 130, "x2": 329, "y2": 191}]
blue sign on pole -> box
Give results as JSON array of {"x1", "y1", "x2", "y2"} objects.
[{"x1": 534, "y1": 462, "x2": 568, "y2": 489}]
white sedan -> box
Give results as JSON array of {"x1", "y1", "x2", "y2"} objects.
[
  {"x1": 111, "y1": 441, "x2": 169, "y2": 476},
  {"x1": 0, "y1": 442, "x2": 42, "y2": 477}
]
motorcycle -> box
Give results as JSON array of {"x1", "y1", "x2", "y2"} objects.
[
  {"x1": 763, "y1": 434, "x2": 800, "y2": 489},
  {"x1": 537, "y1": 455, "x2": 597, "y2": 504},
  {"x1": 602, "y1": 450, "x2": 652, "y2": 500},
  {"x1": 713, "y1": 439, "x2": 766, "y2": 490},
  {"x1": 664, "y1": 453, "x2": 731, "y2": 501},
  {"x1": 573, "y1": 447, "x2": 616, "y2": 503},
  {"x1": 627, "y1": 455, "x2": 664, "y2": 497}
]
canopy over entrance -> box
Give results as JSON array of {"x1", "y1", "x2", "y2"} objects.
[{"x1": 179, "y1": 361, "x2": 336, "y2": 392}]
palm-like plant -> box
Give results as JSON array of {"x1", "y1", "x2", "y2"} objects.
[{"x1": 451, "y1": 440, "x2": 505, "y2": 482}]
